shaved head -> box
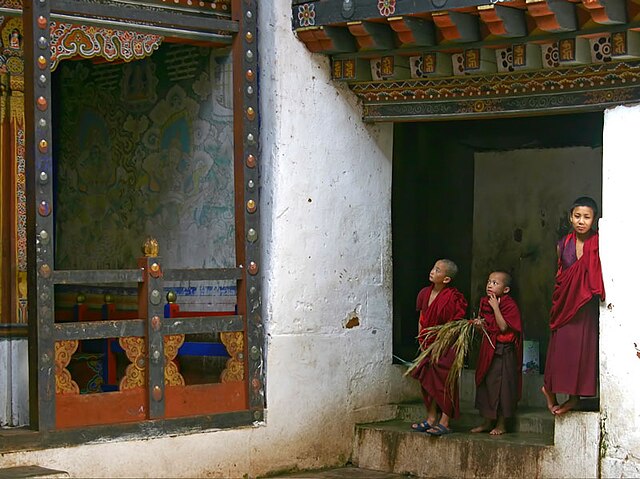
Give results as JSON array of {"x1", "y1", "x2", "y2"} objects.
[{"x1": 438, "y1": 259, "x2": 458, "y2": 280}]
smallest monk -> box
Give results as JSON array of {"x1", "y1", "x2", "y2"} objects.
[{"x1": 471, "y1": 271, "x2": 522, "y2": 435}]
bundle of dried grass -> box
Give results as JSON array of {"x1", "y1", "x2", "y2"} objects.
[{"x1": 404, "y1": 319, "x2": 481, "y2": 398}]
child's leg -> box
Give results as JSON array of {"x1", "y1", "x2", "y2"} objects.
[
  {"x1": 470, "y1": 417, "x2": 493, "y2": 433},
  {"x1": 426, "y1": 398, "x2": 439, "y2": 425},
  {"x1": 541, "y1": 386, "x2": 559, "y2": 414},
  {"x1": 489, "y1": 415, "x2": 506, "y2": 435},
  {"x1": 554, "y1": 395, "x2": 579, "y2": 415},
  {"x1": 438, "y1": 411, "x2": 451, "y2": 429},
  {"x1": 411, "y1": 391, "x2": 439, "y2": 429}
]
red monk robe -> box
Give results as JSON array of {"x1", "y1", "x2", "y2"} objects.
[
  {"x1": 475, "y1": 294, "x2": 522, "y2": 420},
  {"x1": 410, "y1": 285, "x2": 467, "y2": 419},
  {"x1": 544, "y1": 232, "x2": 604, "y2": 397}
]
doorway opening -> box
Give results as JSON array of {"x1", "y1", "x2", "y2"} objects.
[{"x1": 392, "y1": 113, "x2": 604, "y2": 393}]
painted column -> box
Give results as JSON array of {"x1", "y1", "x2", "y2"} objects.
[
  {"x1": 599, "y1": 103, "x2": 640, "y2": 477},
  {"x1": 0, "y1": 21, "x2": 30, "y2": 427}
]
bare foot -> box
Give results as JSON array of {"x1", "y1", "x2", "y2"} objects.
[
  {"x1": 490, "y1": 416, "x2": 507, "y2": 435},
  {"x1": 470, "y1": 419, "x2": 492, "y2": 433},
  {"x1": 554, "y1": 396, "x2": 579, "y2": 415},
  {"x1": 541, "y1": 386, "x2": 558, "y2": 414}
]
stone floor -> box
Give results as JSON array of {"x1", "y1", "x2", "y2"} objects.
[{"x1": 265, "y1": 466, "x2": 415, "y2": 478}]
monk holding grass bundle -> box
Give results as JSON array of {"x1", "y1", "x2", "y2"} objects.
[
  {"x1": 471, "y1": 271, "x2": 522, "y2": 435},
  {"x1": 409, "y1": 259, "x2": 467, "y2": 436},
  {"x1": 542, "y1": 196, "x2": 605, "y2": 415}
]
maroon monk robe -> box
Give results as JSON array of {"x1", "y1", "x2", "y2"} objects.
[
  {"x1": 544, "y1": 232, "x2": 604, "y2": 397},
  {"x1": 475, "y1": 295, "x2": 522, "y2": 419},
  {"x1": 410, "y1": 285, "x2": 467, "y2": 419}
]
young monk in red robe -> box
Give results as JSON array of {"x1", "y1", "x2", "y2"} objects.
[
  {"x1": 410, "y1": 259, "x2": 467, "y2": 436},
  {"x1": 471, "y1": 271, "x2": 522, "y2": 435},
  {"x1": 542, "y1": 196, "x2": 605, "y2": 415}
]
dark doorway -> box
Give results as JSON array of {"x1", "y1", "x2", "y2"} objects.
[{"x1": 392, "y1": 112, "x2": 604, "y2": 373}]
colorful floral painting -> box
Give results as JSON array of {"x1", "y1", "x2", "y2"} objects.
[
  {"x1": 378, "y1": 0, "x2": 396, "y2": 17},
  {"x1": 297, "y1": 3, "x2": 316, "y2": 27}
]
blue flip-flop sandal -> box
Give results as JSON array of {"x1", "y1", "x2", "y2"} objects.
[
  {"x1": 411, "y1": 420, "x2": 434, "y2": 432},
  {"x1": 426, "y1": 423, "x2": 453, "y2": 436}
]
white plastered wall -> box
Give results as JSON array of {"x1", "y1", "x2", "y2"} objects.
[
  {"x1": 598, "y1": 103, "x2": 640, "y2": 478},
  {"x1": 0, "y1": 0, "x2": 417, "y2": 476}
]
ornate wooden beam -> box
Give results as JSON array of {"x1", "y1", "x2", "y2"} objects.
[
  {"x1": 51, "y1": 0, "x2": 239, "y2": 33},
  {"x1": 347, "y1": 21, "x2": 395, "y2": 50},
  {"x1": 296, "y1": 26, "x2": 358, "y2": 53},
  {"x1": 477, "y1": 4, "x2": 527, "y2": 37},
  {"x1": 432, "y1": 11, "x2": 480, "y2": 42},
  {"x1": 387, "y1": 16, "x2": 435, "y2": 46},
  {"x1": 355, "y1": 61, "x2": 640, "y2": 121},
  {"x1": 526, "y1": 0, "x2": 577, "y2": 32},
  {"x1": 291, "y1": 0, "x2": 521, "y2": 28},
  {"x1": 581, "y1": 0, "x2": 627, "y2": 25}
]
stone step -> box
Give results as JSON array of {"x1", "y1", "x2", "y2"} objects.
[
  {"x1": 397, "y1": 401, "x2": 554, "y2": 435},
  {"x1": 352, "y1": 419, "x2": 553, "y2": 479},
  {"x1": 0, "y1": 466, "x2": 69, "y2": 478}
]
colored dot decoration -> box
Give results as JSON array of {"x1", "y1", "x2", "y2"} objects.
[
  {"x1": 39, "y1": 263, "x2": 51, "y2": 278},
  {"x1": 248, "y1": 261, "x2": 258, "y2": 275},
  {"x1": 152, "y1": 385, "x2": 162, "y2": 401},
  {"x1": 246, "y1": 199, "x2": 256, "y2": 213},
  {"x1": 37, "y1": 16, "x2": 47, "y2": 29},
  {"x1": 36, "y1": 96, "x2": 48, "y2": 111},
  {"x1": 246, "y1": 154, "x2": 256, "y2": 168},
  {"x1": 246, "y1": 107, "x2": 255, "y2": 120},
  {"x1": 38, "y1": 200, "x2": 51, "y2": 217},
  {"x1": 246, "y1": 69, "x2": 254, "y2": 81},
  {"x1": 151, "y1": 315, "x2": 161, "y2": 331},
  {"x1": 38, "y1": 139, "x2": 48, "y2": 153}
]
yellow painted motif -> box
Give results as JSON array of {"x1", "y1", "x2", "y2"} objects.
[
  {"x1": 220, "y1": 331, "x2": 245, "y2": 382},
  {"x1": 119, "y1": 336, "x2": 146, "y2": 390},
  {"x1": 55, "y1": 340, "x2": 80, "y2": 394},
  {"x1": 164, "y1": 334, "x2": 185, "y2": 386}
]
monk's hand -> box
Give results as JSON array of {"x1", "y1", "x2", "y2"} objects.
[
  {"x1": 471, "y1": 317, "x2": 484, "y2": 328},
  {"x1": 488, "y1": 292, "x2": 501, "y2": 311}
]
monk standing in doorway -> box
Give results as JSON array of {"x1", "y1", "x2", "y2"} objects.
[{"x1": 542, "y1": 197, "x2": 605, "y2": 415}]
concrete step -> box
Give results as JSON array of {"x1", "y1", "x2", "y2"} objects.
[
  {"x1": 0, "y1": 466, "x2": 69, "y2": 478},
  {"x1": 397, "y1": 401, "x2": 554, "y2": 435},
  {"x1": 352, "y1": 418, "x2": 553, "y2": 479}
]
